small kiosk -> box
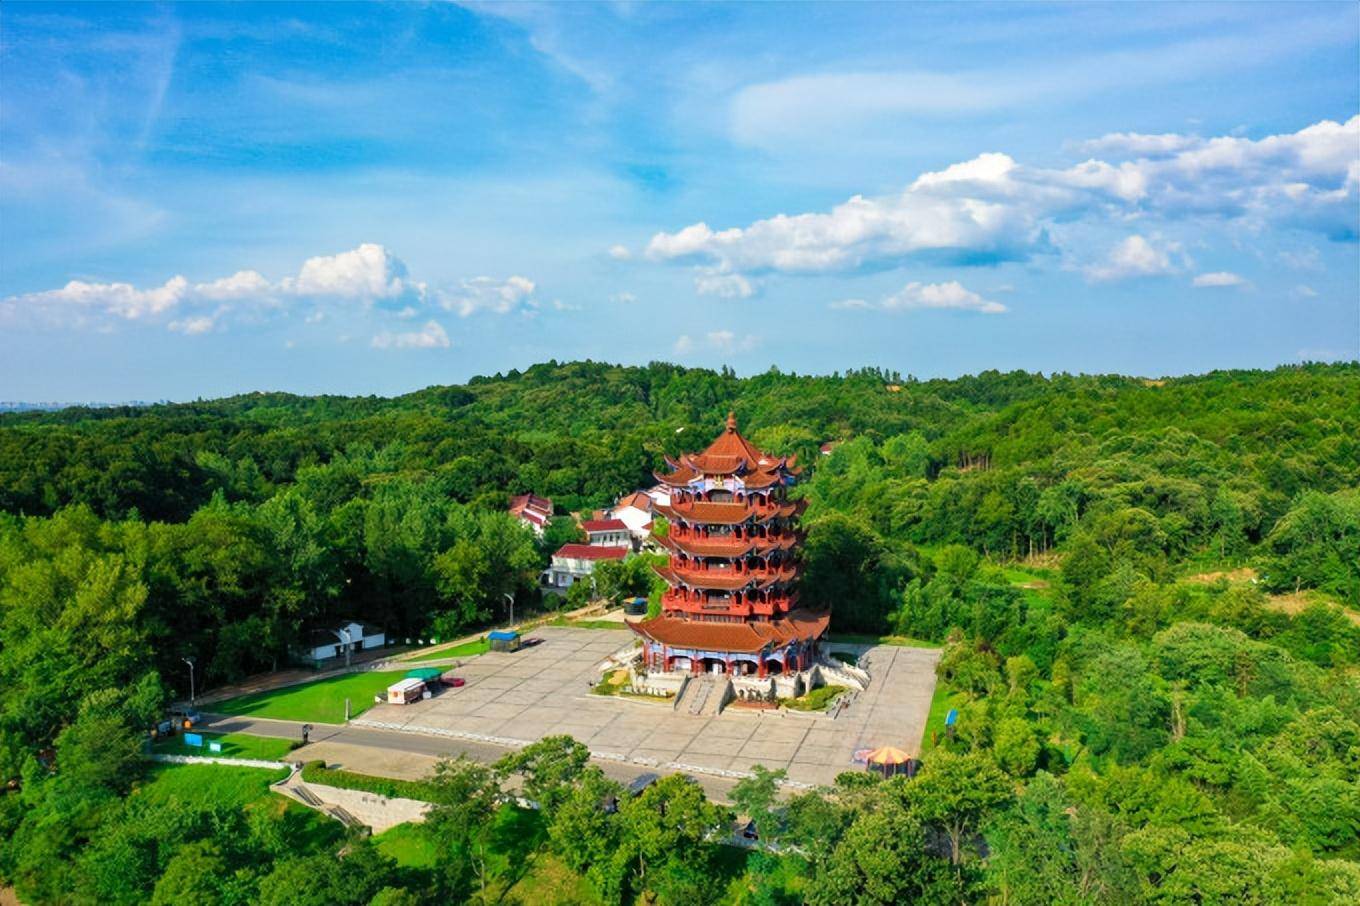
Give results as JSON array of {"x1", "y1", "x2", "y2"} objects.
[{"x1": 488, "y1": 630, "x2": 522, "y2": 652}]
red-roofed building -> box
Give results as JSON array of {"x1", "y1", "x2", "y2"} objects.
[
  {"x1": 508, "y1": 493, "x2": 553, "y2": 537},
  {"x1": 609, "y1": 490, "x2": 665, "y2": 546},
  {"x1": 630, "y1": 412, "x2": 828, "y2": 681},
  {"x1": 544, "y1": 542, "x2": 629, "y2": 589},
  {"x1": 580, "y1": 518, "x2": 630, "y2": 548}
]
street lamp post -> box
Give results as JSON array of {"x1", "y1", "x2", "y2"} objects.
[
  {"x1": 338, "y1": 628, "x2": 353, "y2": 668},
  {"x1": 181, "y1": 657, "x2": 196, "y2": 705},
  {"x1": 503, "y1": 592, "x2": 515, "y2": 629}
]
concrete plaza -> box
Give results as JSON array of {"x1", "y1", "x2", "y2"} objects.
[{"x1": 359, "y1": 626, "x2": 940, "y2": 788}]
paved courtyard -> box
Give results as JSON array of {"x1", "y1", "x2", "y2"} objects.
[{"x1": 360, "y1": 626, "x2": 940, "y2": 788}]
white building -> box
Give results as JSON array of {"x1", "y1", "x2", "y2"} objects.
[
  {"x1": 609, "y1": 489, "x2": 667, "y2": 544},
  {"x1": 299, "y1": 621, "x2": 386, "y2": 662},
  {"x1": 581, "y1": 518, "x2": 631, "y2": 548},
  {"x1": 508, "y1": 493, "x2": 553, "y2": 537},
  {"x1": 543, "y1": 543, "x2": 628, "y2": 588}
]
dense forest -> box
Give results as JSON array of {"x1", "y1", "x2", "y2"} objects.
[{"x1": 2, "y1": 360, "x2": 1358, "y2": 904}]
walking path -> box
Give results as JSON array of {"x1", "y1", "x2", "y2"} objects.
[{"x1": 201, "y1": 711, "x2": 745, "y2": 803}]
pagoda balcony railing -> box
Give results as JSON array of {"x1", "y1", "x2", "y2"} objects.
[
  {"x1": 667, "y1": 524, "x2": 791, "y2": 543},
  {"x1": 661, "y1": 591, "x2": 798, "y2": 618}
]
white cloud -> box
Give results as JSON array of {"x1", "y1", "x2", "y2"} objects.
[
  {"x1": 436, "y1": 275, "x2": 537, "y2": 317},
  {"x1": 1296, "y1": 347, "x2": 1353, "y2": 362},
  {"x1": 705, "y1": 330, "x2": 759, "y2": 352},
  {"x1": 694, "y1": 270, "x2": 755, "y2": 299},
  {"x1": 370, "y1": 320, "x2": 450, "y2": 350},
  {"x1": 1076, "y1": 132, "x2": 1202, "y2": 157},
  {"x1": 1085, "y1": 235, "x2": 1185, "y2": 282},
  {"x1": 611, "y1": 291, "x2": 638, "y2": 304},
  {"x1": 1292, "y1": 284, "x2": 1319, "y2": 299},
  {"x1": 608, "y1": 244, "x2": 631, "y2": 260},
  {"x1": 672, "y1": 331, "x2": 759, "y2": 356},
  {"x1": 167, "y1": 315, "x2": 216, "y2": 335},
  {"x1": 551, "y1": 299, "x2": 581, "y2": 312},
  {"x1": 282, "y1": 243, "x2": 422, "y2": 301},
  {"x1": 642, "y1": 116, "x2": 1358, "y2": 280},
  {"x1": 194, "y1": 270, "x2": 272, "y2": 301},
  {"x1": 2, "y1": 244, "x2": 538, "y2": 342},
  {"x1": 8, "y1": 275, "x2": 190, "y2": 323},
  {"x1": 1191, "y1": 271, "x2": 1247, "y2": 288},
  {"x1": 834, "y1": 280, "x2": 1007, "y2": 314}
]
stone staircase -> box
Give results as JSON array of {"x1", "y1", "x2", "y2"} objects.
[
  {"x1": 815, "y1": 660, "x2": 870, "y2": 692},
  {"x1": 677, "y1": 674, "x2": 732, "y2": 717}
]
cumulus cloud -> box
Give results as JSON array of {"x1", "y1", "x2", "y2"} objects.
[
  {"x1": 436, "y1": 276, "x2": 536, "y2": 317},
  {"x1": 1292, "y1": 284, "x2": 1319, "y2": 299},
  {"x1": 608, "y1": 244, "x2": 631, "y2": 260},
  {"x1": 611, "y1": 291, "x2": 638, "y2": 304},
  {"x1": 833, "y1": 280, "x2": 1007, "y2": 314},
  {"x1": 370, "y1": 320, "x2": 450, "y2": 350},
  {"x1": 1192, "y1": 271, "x2": 1248, "y2": 288},
  {"x1": 282, "y1": 243, "x2": 423, "y2": 301},
  {"x1": 673, "y1": 334, "x2": 694, "y2": 354},
  {"x1": 2, "y1": 244, "x2": 540, "y2": 341},
  {"x1": 1085, "y1": 235, "x2": 1186, "y2": 282},
  {"x1": 694, "y1": 270, "x2": 755, "y2": 299},
  {"x1": 642, "y1": 116, "x2": 1358, "y2": 281}
]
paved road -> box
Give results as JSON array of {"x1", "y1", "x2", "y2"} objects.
[{"x1": 201, "y1": 712, "x2": 745, "y2": 802}]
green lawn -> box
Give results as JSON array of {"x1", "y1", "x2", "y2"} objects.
[
  {"x1": 826, "y1": 632, "x2": 942, "y2": 649},
  {"x1": 374, "y1": 822, "x2": 439, "y2": 868},
  {"x1": 212, "y1": 670, "x2": 408, "y2": 723},
  {"x1": 546, "y1": 617, "x2": 630, "y2": 631},
  {"x1": 134, "y1": 762, "x2": 290, "y2": 809},
  {"x1": 780, "y1": 684, "x2": 847, "y2": 712},
  {"x1": 151, "y1": 730, "x2": 294, "y2": 761},
  {"x1": 920, "y1": 683, "x2": 966, "y2": 755},
  {"x1": 404, "y1": 637, "x2": 490, "y2": 662},
  {"x1": 134, "y1": 763, "x2": 343, "y2": 854}
]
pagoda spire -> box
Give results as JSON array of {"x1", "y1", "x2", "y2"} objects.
[{"x1": 726, "y1": 410, "x2": 737, "y2": 432}]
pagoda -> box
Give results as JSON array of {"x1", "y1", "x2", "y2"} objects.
[{"x1": 629, "y1": 412, "x2": 829, "y2": 680}]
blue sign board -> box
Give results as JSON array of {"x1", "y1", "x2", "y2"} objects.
[
  {"x1": 944, "y1": 709, "x2": 958, "y2": 727},
  {"x1": 208, "y1": 741, "x2": 222, "y2": 753},
  {"x1": 184, "y1": 732, "x2": 203, "y2": 747}
]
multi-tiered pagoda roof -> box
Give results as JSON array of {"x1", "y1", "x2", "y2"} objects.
[{"x1": 629, "y1": 413, "x2": 828, "y2": 676}]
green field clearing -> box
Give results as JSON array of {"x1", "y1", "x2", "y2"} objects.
[
  {"x1": 134, "y1": 762, "x2": 290, "y2": 809},
  {"x1": 546, "y1": 617, "x2": 630, "y2": 630},
  {"x1": 212, "y1": 670, "x2": 407, "y2": 722},
  {"x1": 920, "y1": 683, "x2": 966, "y2": 755},
  {"x1": 826, "y1": 632, "x2": 942, "y2": 649},
  {"x1": 374, "y1": 822, "x2": 440, "y2": 868},
  {"x1": 404, "y1": 637, "x2": 490, "y2": 661},
  {"x1": 151, "y1": 730, "x2": 294, "y2": 761}
]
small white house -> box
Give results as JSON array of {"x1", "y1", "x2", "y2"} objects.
[
  {"x1": 543, "y1": 543, "x2": 628, "y2": 588},
  {"x1": 609, "y1": 492, "x2": 658, "y2": 544},
  {"x1": 300, "y1": 621, "x2": 386, "y2": 662},
  {"x1": 581, "y1": 518, "x2": 632, "y2": 548}
]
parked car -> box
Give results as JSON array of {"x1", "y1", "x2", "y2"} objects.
[
  {"x1": 626, "y1": 772, "x2": 659, "y2": 797},
  {"x1": 521, "y1": 637, "x2": 544, "y2": 648},
  {"x1": 169, "y1": 707, "x2": 202, "y2": 730},
  {"x1": 150, "y1": 718, "x2": 176, "y2": 739},
  {"x1": 442, "y1": 676, "x2": 466, "y2": 688}
]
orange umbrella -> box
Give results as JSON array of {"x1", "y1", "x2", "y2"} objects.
[{"x1": 865, "y1": 745, "x2": 913, "y2": 765}]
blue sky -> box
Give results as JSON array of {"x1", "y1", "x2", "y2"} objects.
[{"x1": 1, "y1": 1, "x2": 1357, "y2": 400}]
